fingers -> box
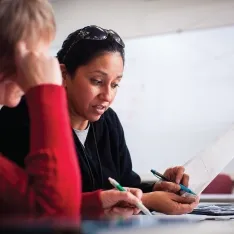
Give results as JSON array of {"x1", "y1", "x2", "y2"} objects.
[
  {"x1": 175, "y1": 198, "x2": 199, "y2": 215},
  {"x1": 192, "y1": 195, "x2": 200, "y2": 206},
  {"x1": 101, "y1": 188, "x2": 143, "y2": 216},
  {"x1": 125, "y1": 187, "x2": 143, "y2": 200},
  {"x1": 133, "y1": 209, "x2": 141, "y2": 215},
  {"x1": 171, "y1": 193, "x2": 197, "y2": 204},
  {"x1": 164, "y1": 166, "x2": 190, "y2": 186},
  {"x1": 172, "y1": 203, "x2": 195, "y2": 215},
  {"x1": 121, "y1": 190, "x2": 141, "y2": 214},
  {"x1": 110, "y1": 199, "x2": 141, "y2": 215},
  {"x1": 181, "y1": 173, "x2": 189, "y2": 187},
  {"x1": 159, "y1": 181, "x2": 181, "y2": 193},
  {"x1": 101, "y1": 189, "x2": 140, "y2": 208},
  {"x1": 112, "y1": 205, "x2": 140, "y2": 216},
  {"x1": 110, "y1": 207, "x2": 135, "y2": 218},
  {"x1": 117, "y1": 191, "x2": 140, "y2": 205},
  {"x1": 174, "y1": 166, "x2": 185, "y2": 184},
  {"x1": 166, "y1": 193, "x2": 198, "y2": 215},
  {"x1": 163, "y1": 166, "x2": 183, "y2": 183}
]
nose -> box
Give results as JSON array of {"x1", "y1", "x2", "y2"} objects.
[{"x1": 99, "y1": 86, "x2": 113, "y2": 102}]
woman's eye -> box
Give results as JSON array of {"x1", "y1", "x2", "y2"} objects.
[
  {"x1": 112, "y1": 83, "x2": 119, "y2": 89},
  {"x1": 91, "y1": 79, "x2": 102, "y2": 85}
]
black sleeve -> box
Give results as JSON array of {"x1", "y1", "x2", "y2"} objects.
[
  {"x1": 0, "y1": 97, "x2": 30, "y2": 168},
  {"x1": 112, "y1": 110, "x2": 154, "y2": 193}
]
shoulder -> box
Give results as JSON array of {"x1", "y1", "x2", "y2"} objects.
[
  {"x1": 102, "y1": 107, "x2": 118, "y2": 119},
  {"x1": 100, "y1": 107, "x2": 122, "y2": 127},
  {"x1": 93, "y1": 108, "x2": 124, "y2": 139}
]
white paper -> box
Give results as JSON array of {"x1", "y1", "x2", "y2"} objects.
[{"x1": 184, "y1": 124, "x2": 234, "y2": 194}]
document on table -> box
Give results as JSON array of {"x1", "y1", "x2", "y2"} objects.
[
  {"x1": 152, "y1": 212, "x2": 234, "y2": 221},
  {"x1": 183, "y1": 124, "x2": 234, "y2": 195},
  {"x1": 191, "y1": 203, "x2": 234, "y2": 216}
]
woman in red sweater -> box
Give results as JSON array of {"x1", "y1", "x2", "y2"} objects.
[{"x1": 0, "y1": 0, "x2": 143, "y2": 220}]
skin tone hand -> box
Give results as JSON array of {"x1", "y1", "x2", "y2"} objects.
[
  {"x1": 142, "y1": 191, "x2": 199, "y2": 215},
  {"x1": 146, "y1": 166, "x2": 199, "y2": 215},
  {"x1": 100, "y1": 188, "x2": 143, "y2": 218},
  {"x1": 14, "y1": 41, "x2": 62, "y2": 93},
  {"x1": 153, "y1": 166, "x2": 190, "y2": 193}
]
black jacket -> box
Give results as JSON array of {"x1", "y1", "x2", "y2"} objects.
[{"x1": 0, "y1": 98, "x2": 154, "y2": 193}]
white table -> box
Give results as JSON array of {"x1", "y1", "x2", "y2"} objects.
[
  {"x1": 99, "y1": 219, "x2": 234, "y2": 234},
  {"x1": 200, "y1": 194, "x2": 234, "y2": 203},
  {"x1": 98, "y1": 195, "x2": 234, "y2": 234},
  {"x1": 131, "y1": 221, "x2": 234, "y2": 234}
]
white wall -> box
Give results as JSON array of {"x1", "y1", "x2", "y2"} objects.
[
  {"x1": 49, "y1": 0, "x2": 234, "y2": 175},
  {"x1": 50, "y1": 25, "x2": 234, "y2": 176},
  {"x1": 50, "y1": 0, "x2": 234, "y2": 49},
  {"x1": 110, "y1": 26, "x2": 234, "y2": 175}
]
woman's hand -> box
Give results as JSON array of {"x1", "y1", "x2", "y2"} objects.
[
  {"x1": 153, "y1": 166, "x2": 189, "y2": 193},
  {"x1": 100, "y1": 188, "x2": 143, "y2": 218},
  {"x1": 15, "y1": 42, "x2": 62, "y2": 93},
  {"x1": 142, "y1": 191, "x2": 199, "y2": 215}
]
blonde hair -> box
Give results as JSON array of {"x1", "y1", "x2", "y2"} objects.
[{"x1": 0, "y1": 0, "x2": 56, "y2": 72}]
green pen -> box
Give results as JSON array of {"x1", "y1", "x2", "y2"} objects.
[{"x1": 108, "y1": 177, "x2": 152, "y2": 215}]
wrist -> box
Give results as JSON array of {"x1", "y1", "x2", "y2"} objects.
[
  {"x1": 23, "y1": 81, "x2": 59, "y2": 93},
  {"x1": 142, "y1": 192, "x2": 153, "y2": 209},
  {"x1": 99, "y1": 190, "x2": 106, "y2": 209},
  {"x1": 152, "y1": 181, "x2": 162, "y2": 191}
]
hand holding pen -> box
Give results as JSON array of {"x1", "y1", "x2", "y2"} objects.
[
  {"x1": 151, "y1": 168, "x2": 196, "y2": 195},
  {"x1": 108, "y1": 177, "x2": 152, "y2": 215}
]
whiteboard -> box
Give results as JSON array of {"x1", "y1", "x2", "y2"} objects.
[{"x1": 110, "y1": 26, "x2": 234, "y2": 175}]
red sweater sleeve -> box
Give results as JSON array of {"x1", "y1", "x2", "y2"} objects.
[
  {"x1": 81, "y1": 191, "x2": 103, "y2": 219},
  {"x1": 0, "y1": 85, "x2": 81, "y2": 219}
]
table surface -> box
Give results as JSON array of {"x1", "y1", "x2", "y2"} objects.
[
  {"x1": 200, "y1": 194, "x2": 234, "y2": 203},
  {"x1": 98, "y1": 219, "x2": 234, "y2": 234},
  {"x1": 98, "y1": 196, "x2": 234, "y2": 234},
  {"x1": 2, "y1": 195, "x2": 234, "y2": 234}
]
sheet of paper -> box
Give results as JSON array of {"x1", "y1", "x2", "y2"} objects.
[{"x1": 184, "y1": 124, "x2": 234, "y2": 194}]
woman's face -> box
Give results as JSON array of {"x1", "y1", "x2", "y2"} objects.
[{"x1": 63, "y1": 52, "x2": 124, "y2": 122}]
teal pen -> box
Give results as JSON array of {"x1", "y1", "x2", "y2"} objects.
[
  {"x1": 108, "y1": 177, "x2": 152, "y2": 215},
  {"x1": 151, "y1": 169, "x2": 196, "y2": 196}
]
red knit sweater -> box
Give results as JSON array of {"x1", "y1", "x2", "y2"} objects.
[{"x1": 0, "y1": 85, "x2": 103, "y2": 219}]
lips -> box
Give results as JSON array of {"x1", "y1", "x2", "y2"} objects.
[
  {"x1": 96, "y1": 105, "x2": 105, "y2": 110},
  {"x1": 92, "y1": 105, "x2": 106, "y2": 115}
]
